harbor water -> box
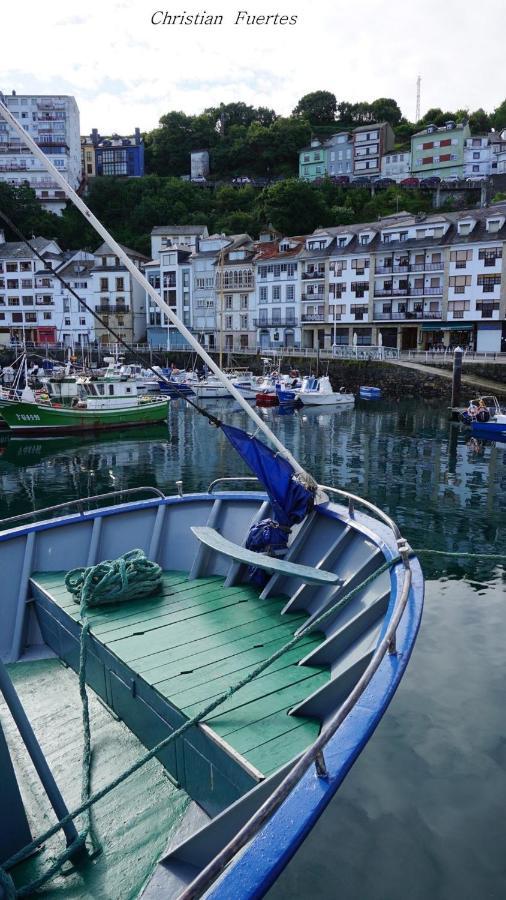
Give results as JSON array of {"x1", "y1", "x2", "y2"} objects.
[{"x1": 0, "y1": 398, "x2": 505, "y2": 900}]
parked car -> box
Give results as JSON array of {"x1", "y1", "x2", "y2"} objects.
[
  {"x1": 374, "y1": 177, "x2": 396, "y2": 187},
  {"x1": 400, "y1": 177, "x2": 420, "y2": 188},
  {"x1": 330, "y1": 175, "x2": 350, "y2": 185},
  {"x1": 191, "y1": 175, "x2": 207, "y2": 184},
  {"x1": 466, "y1": 175, "x2": 488, "y2": 184},
  {"x1": 420, "y1": 176, "x2": 441, "y2": 188},
  {"x1": 232, "y1": 176, "x2": 252, "y2": 185},
  {"x1": 351, "y1": 176, "x2": 371, "y2": 185},
  {"x1": 441, "y1": 175, "x2": 461, "y2": 185},
  {"x1": 251, "y1": 177, "x2": 268, "y2": 187}
]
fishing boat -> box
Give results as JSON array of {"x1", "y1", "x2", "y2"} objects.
[
  {"x1": 359, "y1": 386, "x2": 382, "y2": 400},
  {"x1": 0, "y1": 379, "x2": 169, "y2": 434},
  {"x1": 461, "y1": 395, "x2": 506, "y2": 439},
  {"x1": 294, "y1": 376, "x2": 355, "y2": 407},
  {"x1": 0, "y1": 97, "x2": 424, "y2": 900}
]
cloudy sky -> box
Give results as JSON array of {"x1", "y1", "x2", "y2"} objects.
[{"x1": 3, "y1": 0, "x2": 505, "y2": 134}]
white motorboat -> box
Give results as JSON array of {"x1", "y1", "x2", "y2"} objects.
[{"x1": 294, "y1": 376, "x2": 355, "y2": 406}]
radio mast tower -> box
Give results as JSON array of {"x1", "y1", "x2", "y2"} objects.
[{"x1": 415, "y1": 75, "x2": 421, "y2": 122}]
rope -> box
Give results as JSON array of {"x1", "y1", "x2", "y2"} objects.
[
  {"x1": 2, "y1": 546, "x2": 504, "y2": 895},
  {"x1": 64, "y1": 549, "x2": 163, "y2": 608}
]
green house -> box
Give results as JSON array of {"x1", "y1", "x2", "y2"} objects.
[
  {"x1": 299, "y1": 138, "x2": 327, "y2": 181},
  {"x1": 411, "y1": 121, "x2": 471, "y2": 180}
]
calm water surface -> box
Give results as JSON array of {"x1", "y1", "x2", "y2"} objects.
[{"x1": 1, "y1": 399, "x2": 505, "y2": 900}]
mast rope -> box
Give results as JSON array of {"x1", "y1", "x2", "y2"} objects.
[{"x1": 1, "y1": 546, "x2": 504, "y2": 896}]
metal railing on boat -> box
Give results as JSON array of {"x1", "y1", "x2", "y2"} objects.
[
  {"x1": 0, "y1": 486, "x2": 166, "y2": 529},
  {"x1": 178, "y1": 495, "x2": 414, "y2": 900}
]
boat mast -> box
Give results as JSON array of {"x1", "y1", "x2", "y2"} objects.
[{"x1": 0, "y1": 100, "x2": 309, "y2": 477}]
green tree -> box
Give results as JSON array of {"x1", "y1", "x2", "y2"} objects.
[
  {"x1": 491, "y1": 99, "x2": 506, "y2": 131},
  {"x1": 292, "y1": 91, "x2": 337, "y2": 125},
  {"x1": 370, "y1": 98, "x2": 403, "y2": 127},
  {"x1": 257, "y1": 179, "x2": 330, "y2": 234},
  {"x1": 469, "y1": 108, "x2": 491, "y2": 133}
]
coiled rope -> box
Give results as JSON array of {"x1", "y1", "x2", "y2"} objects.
[{"x1": 1, "y1": 547, "x2": 504, "y2": 896}]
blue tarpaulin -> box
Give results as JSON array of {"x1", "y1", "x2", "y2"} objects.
[
  {"x1": 220, "y1": 424, "x2": 315, "y2": 584},
  {"x1": 220, "y1": 424, "x2": 314, "y2": 526}
]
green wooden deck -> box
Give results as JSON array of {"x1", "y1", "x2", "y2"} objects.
[
  {"x1": 4, "y1": 658, "x2": 189, "y2": 900},
  {"x1": 30, "y1": 571, "x2": 329, "y2": 780}
]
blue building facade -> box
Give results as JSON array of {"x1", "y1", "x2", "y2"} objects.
[{"x1": 91, "y1": 128, "x2": 144, "y2": 177}]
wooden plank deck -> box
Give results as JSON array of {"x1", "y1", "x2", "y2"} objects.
[{"x1": 30, "y1": 571, "x2": 329, "y2": 784}]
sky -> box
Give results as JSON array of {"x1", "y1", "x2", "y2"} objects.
[{"x1": 2, "y1": 0, "x2": 506, "y2": 135}]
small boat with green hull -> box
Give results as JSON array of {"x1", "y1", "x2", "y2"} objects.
[{"x1": 0, "y1": 380, "x2": 169, "y2": 434}]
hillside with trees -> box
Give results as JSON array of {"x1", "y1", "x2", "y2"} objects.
[{"x1": 143, "y1": 94, "x2": 506, "y2": 179}]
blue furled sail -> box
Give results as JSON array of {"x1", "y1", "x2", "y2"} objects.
[{"x1": 220, "y1": 424, "x2": 317, "y2": 583}]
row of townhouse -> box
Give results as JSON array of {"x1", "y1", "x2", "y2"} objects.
[
  {"x1": 0, "y1": 231, "x2": 148, "y2": 348},
  {"x1": 257, "y1": 205, "x2": 506, "y2": 353},
  {"x1": 300, "y1": 121, "x2": 506, "y2": 183},
  {"x1": 144, "y1": 206, "x2": 506, "y2": 355},
  {"x1": 2, "y1": 201, "x2": 506, "y2": 354}
]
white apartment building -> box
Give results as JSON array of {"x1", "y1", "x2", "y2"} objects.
[
  {"x1": 150, "y1": 225, "x2": 208, "y2": 258},
  {"x1": 91, "y1": 243, "x2": 148, "y2": 345},
  {"x1": 255, "y1": 237, "x2": 304, "y2": 350},
  {"x1": 0, "y1": 91, "x2": 81, "y2": 214},
  {"x1": 145, "y1": 249, "x2": 192, "y2": 349},
  {"x1": 191, "y1": 235, "x2": 231, "y2": 350},
  {"x1": 53, "y1": 252, "x2": 95, "y2": 347},
  {"x1": 464, "y1": 135, "x2": 500, "y2": 178},
  {"x1": 0, "y1": 235, "x2": 62, "y2": 346},
  {"x1": 381, "y1": 151, "x2": 411, "y2": 181},
  {"x1": 214, "y1": 236, "x2": 256, "y2": 351}
]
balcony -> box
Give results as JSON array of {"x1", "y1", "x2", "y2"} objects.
[
  {"x1": 301, "y1": 313, "x2": 325, "y2": 322},
  {"x1": 410, "y1": 287, "x2": 442, "y2": 296},
  {"x1": 96, "y1": 305, "x2": 130, "y2": 314},
  {"x1": 410, "y1": 262, "x2": 444, "y2": 272},
  {"x1": 254, "y1": 317, "x2": 298, "y2": 327},
  {"x1": 302, "y1": 271, "x2": 325, "y2": 280},
  {"x1": 301, "y1": 292, "x2": 325, "y2": 301},
  {"x1": 373, "y1": 310, "x2": 442, "y2": 321},
  {"x1": 374, "y1": 288, "x2": 409, "y2": 297}
]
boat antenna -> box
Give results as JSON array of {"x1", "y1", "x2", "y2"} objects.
[{"x1": 0, "y1": 99, "x2": 312, "y2": 481}]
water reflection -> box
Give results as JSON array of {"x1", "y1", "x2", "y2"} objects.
[{"x1": 0, "y1": 400, "x2": 505, "y2": 574}]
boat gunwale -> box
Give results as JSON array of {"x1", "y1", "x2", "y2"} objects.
[{"x1": 0, "y1": 488, "x2": 422, "y2": 900}]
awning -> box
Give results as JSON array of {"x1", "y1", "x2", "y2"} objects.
[{"x1": 420, "y1": 322, "x2": 474, "y2": 332}]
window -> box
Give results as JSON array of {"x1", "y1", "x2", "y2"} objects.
[
  {"x1": 100, "y1": 278, "x2": 108, "y2": 291},
  {"x1": 287, "y1": 263, "x2": 297, "y2": 277},
  {"x1": 43, "y1": 312, "x2": 52, "y2": 320},
  {"x1": 450, "y1": 249, "x2": 472, "y2": 267},
  {"x1": 225, "y1": 315, "x2": 233, "y2": 329},
  {"x1": 477, "y1": 274, "x2": 501, "y2": 291},
  {"x1": 116, "y1": 277, "x2": 124, "y2": 291},
  {"x1": 12, "y1": 313, "x2": 23, "y2": 323},
  {"x1": 286, "y1": 285, "x2": 294, "y2": 301},
  {"x1": 479, "y1": 247, "x2": 502, "y2": 264},
  {"x1": 240, "y1": 294, "x2": 248, "y2": 309},
  {"x1": 25, "y1": 312, "x2": 36, "y2": 322},
  {"x1": 240, "y1": 315, "x2": 248, "y2": 329},
  {"x1": 259, "y1": 286, "x2": 267, "y2": 302},
  {"x1": 272, "y1": 285, "x2": 281, "y2": 301},
  {"x1": 79, "y1": 317, "x2": 86, "y2": 326}
]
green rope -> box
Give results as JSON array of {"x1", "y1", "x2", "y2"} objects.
[
  {"x1": 65, "y1": 548, "x2": 162, "y2": 608},
  {"x1": 413, "y1": 549, "x2": 505, "y2": 562},
  {"x1": 2, "y1": 545, "x2": 504, "y2": 895}
]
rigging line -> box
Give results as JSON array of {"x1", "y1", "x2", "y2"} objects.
[
  {"x1": 0, "y1": 211, "x2": 222, "y2": 427},
  {"x1": 0, "y1": 98, "x2": 310, "y2": 481}
]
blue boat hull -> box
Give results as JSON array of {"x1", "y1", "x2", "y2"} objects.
[{"x1": 0, "y1": 489, "x2": 423, "y2": 899}]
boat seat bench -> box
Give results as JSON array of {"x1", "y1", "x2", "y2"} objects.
[
  {"x1": 191, "y1": 526, "x2": 338, "y2": 585},
  {"x1": 29, "y1": 569, "x2": 329, "y2": 817}
]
